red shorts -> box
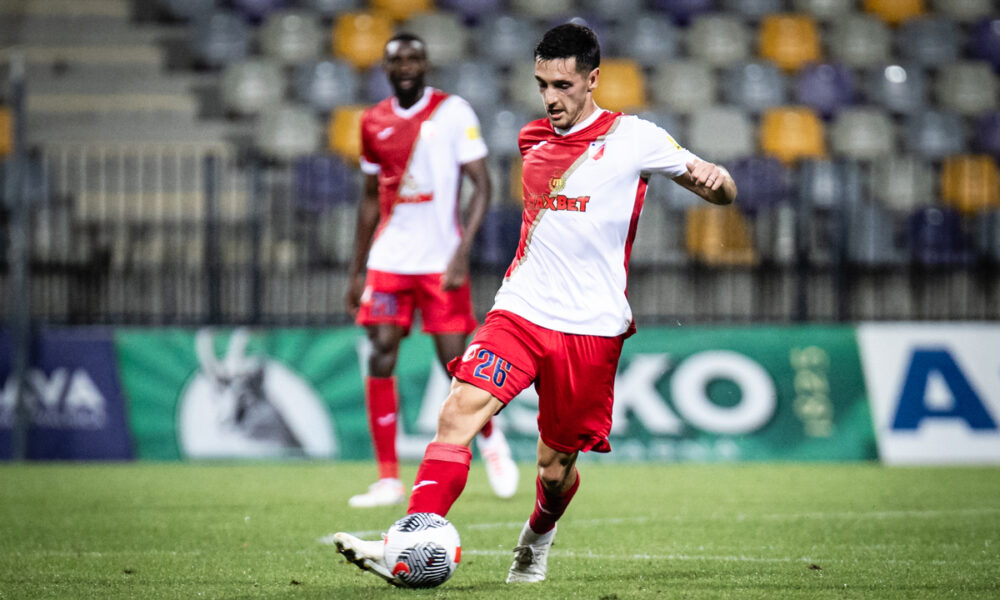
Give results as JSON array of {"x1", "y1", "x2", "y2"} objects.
[
  {"x1": 447, "y1": 310, "x2": 625, "y2": 454},
  {"x1": 356, "y1": 270, "x2": 477, "y2": 335}
]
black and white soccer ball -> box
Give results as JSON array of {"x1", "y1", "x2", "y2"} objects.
[{"x1": 384, "y1": 513, "x2": 461, "y2": 588}]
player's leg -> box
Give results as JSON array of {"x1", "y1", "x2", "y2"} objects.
[
  {"x1": 507, "y1": 440, "x2": 579, "y2": 583},
  {"x1": 433, "y1": 332, "x2": 519, "y2": 499}
]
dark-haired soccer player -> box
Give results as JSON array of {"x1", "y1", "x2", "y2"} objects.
[
  {"x1": 345, "y1": 33, "x2": 518, "y2": 508},
  {"x1": 335, "y1": 23, "x2": 736, "y2": 582}
]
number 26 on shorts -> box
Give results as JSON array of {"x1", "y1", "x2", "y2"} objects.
[{"x1": 472, "y1": 349, "x2": 511, "y2": 388}]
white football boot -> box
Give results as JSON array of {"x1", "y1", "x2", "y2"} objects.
[
  {"x1": 506, "y1": 521, "x2": 556, "y2": 583},
  {"x1": 476, "y1": 428, "x2": 519, "y2": 499},
  {"x1": 348, "y1": 478, "x2": 404, "y2": 508},
  {"x1": 333, "y1": 532, "x2": 400, "y2": 586}
]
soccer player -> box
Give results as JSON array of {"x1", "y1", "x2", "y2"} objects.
[
  {"x1": 334, "y1": 23, "x2": 737, "y2": 582},
  {"x1": 344, "y1": 33, "x2": 518, "y2": 508}
]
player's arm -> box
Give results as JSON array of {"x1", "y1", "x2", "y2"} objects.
[
  {"x1": 442, "y1": 157, "x2": 491, "y2": 291},
  {"x1": 345, "y1": 173, "x2": 380, "y2": 316},
  {"x1": 672, "y1": 159, "x2": 737, "y2": 206}
]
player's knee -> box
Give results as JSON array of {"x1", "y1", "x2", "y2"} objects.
[{"x1": 536, "y1": 462, "x2": 570, "y2": 492}]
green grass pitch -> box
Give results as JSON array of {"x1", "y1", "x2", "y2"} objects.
[{"x1": 1, "y1": 462, "x2": 998, "y2": 599}]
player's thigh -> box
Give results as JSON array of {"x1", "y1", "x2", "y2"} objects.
[
  {"x1": 415, "y1": 275, "x2": 477, "y2": 336},
  {"x1": 535, "y1": 333, "x2": 624, "y2": 454},
  {"x1": 355, "y1": 270, "x2": 418, "y2": 333}
]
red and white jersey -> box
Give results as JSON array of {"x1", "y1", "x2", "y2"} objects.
[
  {"x1": 360, "y1": 87, "x2": 488, "y2": 274},
  {"x1": 492, "y1": 109, "x2": 699, "y2": 336}
]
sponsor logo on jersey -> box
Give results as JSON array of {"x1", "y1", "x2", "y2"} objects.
[
  {"x1": 524, "y1": 193, "x2": 591, "y2": 212},
  {"x1": 377, "y1": 126, "x2": 395, "y2": 140},
  {"x1": 465, "y1": 125, "x2": 482, "y2": 141}
]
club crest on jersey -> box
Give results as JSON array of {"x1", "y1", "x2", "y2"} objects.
[
  {"x1": 589, "y1": 142, "x2": 606, "y2": 160},
  {"x1": 462, "y1": 344, "x2": 481, "y2": 362},
  {"x1": 549, "y1": 173, "x2": 566, "y2": 193}
]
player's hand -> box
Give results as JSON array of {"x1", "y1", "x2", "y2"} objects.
[
  {"x1": 345, "y1": 274, "x2": 364, "y2": 317},
  {"x1": 441, "y1": 254, "x2": 468, "y2": 291},
  {"x1": 686, "y1": 159, "x2": 727, "y2": 192}
]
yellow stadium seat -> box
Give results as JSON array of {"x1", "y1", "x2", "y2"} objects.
[
  {"x1": 509, "y1": 157, "x2": 523, "y2": 205},
  {"x1": 332, "y1": 12, "x2": 395, "y2": 69},
  {"x1": 863, "y1": 0, "x2": 926, "y2": 25},
  {"x1": 686, "y1": 205, "x2": 757, "y2": 266},
  {"x1": 328, "y1": 105, "x2": 367, "y2": 163},
  {"x1": 371, "y1": 0, "x2": 434, "y2": 21},
  {"x1": 759, "y1": 14, "x2": 822, "y2": 72},
  {"x1": 940, "y1": 155, "x2": 1000, "y2": 215},
  {"x1": 760, "y1": 106, "x2": 827, "y2": 164},
  {"x1": 0, "y1": 106, "x2": 11, "y2": 157},
  {"x1": 594, "y1": 59, "x2": 646, "y2": 113}
]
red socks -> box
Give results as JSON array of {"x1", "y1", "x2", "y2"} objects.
[
  {"x1": 365, "y1": 376, "x2": 399, "y2": 480},
  {"x1": 529, "y1": 470, "x2": 580, "y2": 535},
  {"x1": 407, "y1": 442, "x2": 472, "y2": 516}
]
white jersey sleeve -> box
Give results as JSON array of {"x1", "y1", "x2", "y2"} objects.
[
  {"x1": 628, "y1": 116, "x2": 699, "y2": 179},
  {"x1": 443, "y1": 97, "x2": 488, "y2": 165}
]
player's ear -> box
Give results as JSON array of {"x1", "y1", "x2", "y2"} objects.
[{"x1": 587, "y1": 67, "x2": 599, "y2": 92}]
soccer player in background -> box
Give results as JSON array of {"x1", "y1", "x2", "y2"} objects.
[
  {"x1": 335, "y1": 23, "x2": 737, "y2": 581},
  {"x1": 344, "y1": 33, "x2": 518, "y2": 508}
]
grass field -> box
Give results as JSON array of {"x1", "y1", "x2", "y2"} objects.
[{"x1": 1, "y1": 462, "x2": 998, "y2": 599}]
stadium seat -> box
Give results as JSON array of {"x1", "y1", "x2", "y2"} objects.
[
  {"x1": 614, "y1": 15, "x2": 681, "y2": 68},
  {"x1": 975, "y1": 209, "x2": 1000, "y2": 261},
  {"x1": 940, "y1": 155, "x2": 1000, "y2": 215},
  {"x1": 404, "y1": 12, "x2": 468, "y2": 65},
  {"x1": 438, "y1": 0, "x2": 503, "y2": 21},
  {"x1": 364, "y1": 66, "x2": 394, "y2": 103},
  {"x1": 294, "y1": 154, "x2": 356, "y2": 212},
  {"x1": 929, "y1": 0, "x2": 994, "y2": 23},
  {"x1": 593, "y1": 59, "x2": 646, "y2": 113},
  {"x1": 723, "y1": 156, "x2": 789, "y2": 216},
  {"x1": 650, "y1": 0, "x2": 715, "y2": 25},
  {"x1": 904, "y1": 110, "x2": 967, "y2": 161},
  {"x1": 908, "y1": 206, "x2": 974, "y2": 266},
  {"x1": 328, "y1": 105, "x2": 366, "y2": 163},
  {"x1": 722, "y1": 61, "x2": 787, "y2": 114},
  {"x1": 685, "y1": 205, "x2": 757, "y2": 266},
  {"x1": 760, "y1": 106, "x2": 826, "y2": 164},
  {"x1": 865, "y1": 63, "x2": 927, "y2": 115},
  {"x1": 482, "y1": 107, "x2": 531, "y2": 158},
  {"x1": 828, "y1": 14, "x2": 892, "y2": 68},
  {"x1": 637, "y1": 110, "x2": 686, "y2": 144},
  {"x1": 797, "y1": 158, "x2": 865, "y2": 210},
  {"x1": 629, "y1": 199, "x2": 685, "y2": 266},
  {"x1": 582, "y1": 0, "x2": 646, "y2": 20},
  {"x1": 687, "y1": 107, "x2": 754, "y2": 162},
  {"x1": 649, "y1": 60, "x2": 716, "y2": 115},
  {"x1": 974, "y1": 111, "x2": 1000, "y2": 158},
  {"x1": 791, "y1": 0, "x2": 854, "y2": 21},
  {"x1": 863, "y1": 0, "x2": 926, "y2": 26},
  {"x1": 478, "y1": 15, "x2": 540, "y2": 67},
  {"x1": 436, "y1": 61, "x2": 502, "y2": 116},
  {"x1": 294, "y1": 60, "x2": 360, "y2": 112},
  {"x1": 232, "y1": 0, "x2": 287, "y2": 21},
  {"x1": 332, "y1": 12, "x2": 394, "y2": 69},
  {"x1": 370, "y1": 0, "x2": 432, "y2": 21},
  {"x1": 722, "y1": 0, "x2": 783, "y2": 19},
  {"x1": 0, "y1": 106, "x2": 11, "y2": 158},
  {"x1": 758, "y1": 14, "x2": 822, "y2": 72},
  {"x1": 158, "y1": 0, "x2": 216, "y2": 21},
  {"x1": 688, "y1": 15, "x2": 751, "y2": 67},
  {"x1": 508, "y1": 0, "x2": 573, "y2": 18},
  {"x1": 256, "y1": 104, "x2": 322, "y2": 161},
  {"x1": 221, "y1": 60, "x2": 285, "y2": 117},
  {"x1": 969, "y1": 18, "x2": 1000, "y2": 71},
  {"x1": 873, "y1": 155, "x2": 935, "y2": 212},
  {"x1": 474, "y1": 206, "x2": 522, "y2": 267},
  {"x1": 261, "y1": 10, "x2": 323, "y2": 65},
  {"x1": 794, "y1": 63, "x2": 856, "y2": 118},
  {"x1": 508, "y1": 60, "x2": 544, "y2": 114},
  {"x1": 830, "y1": 107, "x2": 896, "y2": 161},
  {"x1": 846, "y1": 202, "x2": 908, "y2": 265},
  {"x1": 302, "y1": 0, "x2": 362, "y2": 18},
  {"x1": 935, "y1": 61, "x2": 999, "y2": 116},
  {"x1": 190, "y1": 10, "x2": 251, "y2": 68},
  {"x1": 897, "y1": 16, "x2": 963, "y2": 67}
]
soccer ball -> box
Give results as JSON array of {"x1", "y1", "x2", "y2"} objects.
[{"x1": 383, "y1": 513, "x2": 461, "y2": 588}]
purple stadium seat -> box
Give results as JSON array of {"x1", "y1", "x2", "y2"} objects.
[
  {"x1": 974, "y1": 111, "x2": 1000, "y2": 158},
  {"x1": 473, "y1": 207, "x2": 523, "y2": 267},
  {"x1": 438, "y1": 0, "x2": 502, "y2": 23},
  {"x1": 364, "y1": 66, "x2": 393, "y2": 103},
  {"x1": 232, "y1": 0, "x2": 287, "y2": 22},
  {"x1": 295, "y1": 154, "x2": 356, "y2": 211},
  {"x1": 909, "y1": 206, "x2": 974, "y2": 266},
  {"x1": 651, "y1": 0, "x2": 715, "y2": 25},
  {"x1": 794, "y1": 63, "x2": 856, "y2": 118},
  {"x1": 724, "y1": 156, "x2": 790, "y2": 216},
  {"x1": 969, "y1": 19, "x2": 1000, "y2": 71}
]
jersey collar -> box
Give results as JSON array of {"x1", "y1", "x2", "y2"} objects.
[{"x1": 391, "y1": 87, "x2": 435, "y2": 119}]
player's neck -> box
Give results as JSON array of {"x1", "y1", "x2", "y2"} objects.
[
  {"x1": 554, "y1": 102, "x2": 602, "y2": 136},
  {"x1": 394, "y1": 86, "x2": 426, "y2": 110}
]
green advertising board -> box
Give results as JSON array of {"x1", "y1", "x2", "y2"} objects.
[{"x1": 115, "y1": 325, "x2": 877, "y2": 462}]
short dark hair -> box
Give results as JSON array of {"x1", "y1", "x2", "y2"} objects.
[{"x1": 534, "y1": 24, "x2": 601, "y2": 74}]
